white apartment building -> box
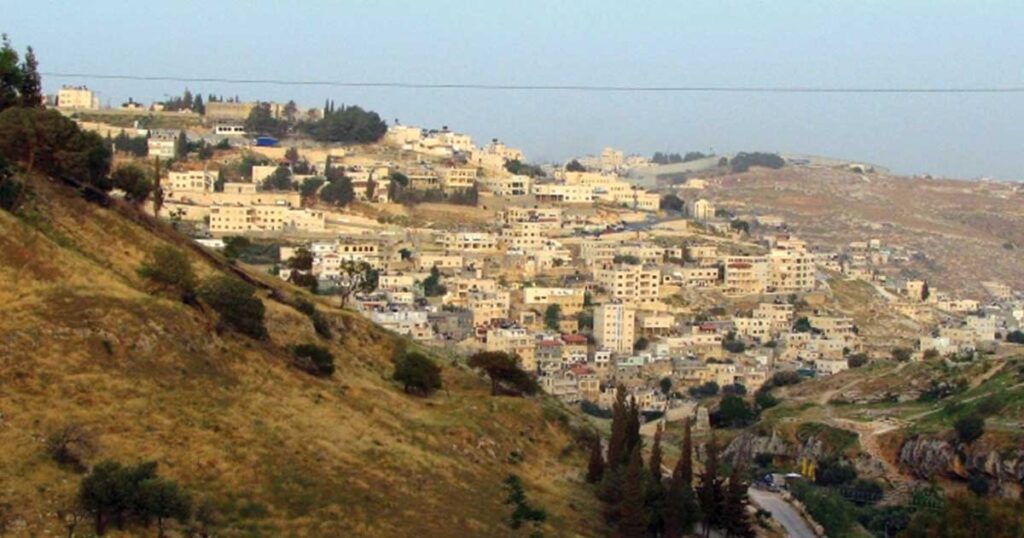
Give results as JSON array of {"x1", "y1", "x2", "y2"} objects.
[{"x1": 594, "y1": 303, "x2": 636, "y2": 354}]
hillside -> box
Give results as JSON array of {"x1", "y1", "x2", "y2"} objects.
[
  {"x1": 0, "y1": 175, "x2": 602, "y2": 536},
  {"x1": 701, "y1": 166, "x2": 1024, "y2": 297}
]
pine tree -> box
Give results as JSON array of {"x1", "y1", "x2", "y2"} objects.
[
  {"x1": 586, "y1": 436, "x2": 605, "y2": 484},
  {"x1": 697, "y1": 435, "x2": 726, "y2": 537},
  {"x1": 617, "y1": 446, "x2": 648, "y2": 538},
  {"x1": 664, "y1": 418, "x2": 700, "y2": 537},
  {"x1": 18, "y1": 46, "x2": 41, "y2": 107},
  {"x1": 646, "y1": 423, "x2": 667, "y2": 535},
  {"x1": 723, "y1": 466, "x2": 755, "y2": 538},
  {"x1": 607, "y1": 385, "x2": 628, "y2": 471}
]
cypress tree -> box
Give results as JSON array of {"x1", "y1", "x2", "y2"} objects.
[
  {"x1": 624, "y1": 396, "x2": 641, "y2": 458},
  {"x1": 607, "y1": 385, "x2": 628, "y2": 471},
  {"x1": 586, "y1": 436, "x2": 605, "y2": 484},
  {"x1": 664, "y1": 418, "x2": 700, "y2": 537},
  {"x1": 697, "y1": 435, "x2": 726, "y2": 537},
  {"x1": 617, "y1": 445, "x2": 648, "y2": 538},
  {"x1": 723, "y1": 466, "x2": 755, "y2": 538},
  {"x1": 649, "y1": 423, "x2": 664, "y2": 484},
  {"x1": 646, "y1": 423, "x2": 667, "y2": 536},
  {"x1": 18, "y1": 46, "x2": 42, "y2": 107}
]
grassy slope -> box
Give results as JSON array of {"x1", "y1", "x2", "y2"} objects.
[{"x1": 0, "y1": 177, "x2": 602, "y2": 536}]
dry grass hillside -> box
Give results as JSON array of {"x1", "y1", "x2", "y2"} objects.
[
  {"x1": 706, "y1": 167, "x2": 1024, "y2": 297},
  {"x1": 0, "y1": 176, "x2": 602, "y2": 537}
]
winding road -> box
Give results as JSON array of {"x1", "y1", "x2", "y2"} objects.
[{"x1": 748, "y1": 488, "x2": 818, "y2": 538}]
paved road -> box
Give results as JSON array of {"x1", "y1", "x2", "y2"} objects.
[{"x1": 748, "y1": 488, "x2": 817, "y2": 538}]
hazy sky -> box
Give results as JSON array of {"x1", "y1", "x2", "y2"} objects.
[{"x1": 5, "y1": 1, "x2": 1022, "y2": 179}]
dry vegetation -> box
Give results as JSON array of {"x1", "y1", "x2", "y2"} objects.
[
  {"x1": 707, "y1": 167, "x2": 1024, "y2": 297},
  {"x1": 0, "y1": 177, "x2": 602, "y2": 536}
]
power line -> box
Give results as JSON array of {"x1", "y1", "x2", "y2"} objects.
[{"x1": 40, "y1": 72, "x2": 1024, "y2": 94}]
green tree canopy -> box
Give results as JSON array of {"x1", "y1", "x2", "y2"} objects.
[{"x1": 393, "y1": 352, "x2": 443, "y2": 396}]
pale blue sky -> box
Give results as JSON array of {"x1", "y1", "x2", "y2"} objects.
[{"x1": 5, "y1": 0, "x2": 1023, "y2": 179}]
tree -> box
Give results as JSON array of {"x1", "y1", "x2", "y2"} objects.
[
  {"x1": 0, "y1": 35, "x2": 24, "y2": 112},
  {"x1": 393, "y1": 352, "x2": 443, "y2": 396},
  {"x1": 716, "y1": 395, "x2": 754, "y2": 428},
  {"x1": 625, "y1": 397, "x2": 642, "y2": 458},
  {"x1": 649, "y1": 423, "x2": 664, "y2": 484},
  {"x1": 921, "y1": 281, "x2": 931, "y2": 301},
  {"x1": 730, "y1": 152, "x2": 785, "y2": 173},
  {"x1": 214, "y1": 169, "x2": 226, "y2": 192},
  {"x1": 18, "y1": 46, "x2": 42, "y2": 107},
  {"x1": 617, "y1": 446, "x2": 649, "y2": 538},
  {"x1": 697, "y1": 436, "x2": 725, "y2": 537},
  {"x1": 892, "y1": 347, "x2": 913, "y2": 362},
  {"x1": 902, "y1": 493, "x2": 1024, "y2": 538},
  {"x1": 197, "y1": 276, "x2": 267, "y2": 339},
  {"x1": 467, "y1": 351, "x2": 539, "y2": 396},
  {"x1": 175, "y1": 131, "x2": 188, "y2": 160},
  {"x1": 607, "y1": 384, "x2": 629, "y2": 472},
  {"x1": 722, "y1": 467, "x2": 755, "y2": 538},
  {"x1": 299, "y1": 176, "x2": 326, "y2": 201},
  {"x1": 333, "y1": 260, "x2": 378, "y2": 307},
  {"x1": 422, "y1": 266, "x2": 447, "y2": 297},
  {"x1": 659, "y1": 377, "x2": 672, "y2": 396},
  {"x1": 244, "y1": 102, "x2": 287, "y2": 138},
  {"x1": 954, "y1": 414, "x2": 984, "y2": 444},
  {"x1": 138, "y1": 245, "x2": 196, "y2": 299},
  {"x1": 111, "y1": 164, "x2": 153, "y2": 204},
  {"x1": 586, "y1": 436, "x2": 605, "y2": 484},
  {"x1": 283, "y1": 100, "x2": 298, "y2": 122},
  {"x1": 0, "y1": 107, "x2": 112, "y2": 189},
  {"x1": 262, "y1": 165, "x2": 293, "y2": 191},
  {"x1": 660, "y1": 194, "x2": 684, "y2": 212},
  {"x1": 191, "y1": 94, "x2": 204, "y2": 114},
  {"x1": 79, "y1": 460, "x2": 158, "y2": 535},
  {"x1": 793, "y1": 316, "x2": 812, "y2": 332},
  {"x1": 634, "y1": 336, "x2": 649, "y2": 351},
  {"x1": 45, "y1": 423, "x2": 96, "y2": 472},
  {"x1": 664, "y1": 418, "x2": 700, "y2": 537},
  {"x1": 303, "y1": 105, "x2": 387, "y2": 143},
  {"x1": 291, "y1": 343, "x2": 335, "y2": 377},
  {"x1": 503, "y1": 474, "x2": 548, "y2": 531},
  {"x1": 1004, "y1": 330, "x2": 1024, "y2": 344},
  {"x1": 847, "y1": 353, "x2": 869, "y2": 368},
  {"x1": 319, "y1": 176, "x2": 355, "y2": 206},
  {"x1": 284, "y1": 146, "x2": 300, "y2": 163},
  {"x1": 544, "y1": 303, "x2": 562, "y2": 331},
  {"x1": 137, "y1": 478, "x2": 191, "y2": 538},
  {"x1": 566, "y1": 159, "x2": 586, "y2": 172}
]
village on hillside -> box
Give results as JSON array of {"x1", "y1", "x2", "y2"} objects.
[{"x1": 58, "y1": 85, "x2": 1024, "y2": 429}]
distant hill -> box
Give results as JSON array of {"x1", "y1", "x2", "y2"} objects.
[{"x1": 0, "y1": 174, "x2": 601, "y2": 536}]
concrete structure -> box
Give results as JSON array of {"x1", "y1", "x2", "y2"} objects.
[
  {"x1": 594, "y1": 302, "x2": 636, "y2": 354},
  {"x1": 56, "y1": 86, "x2": 100, "y2": 109}
]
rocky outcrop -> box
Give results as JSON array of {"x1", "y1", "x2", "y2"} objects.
[
  {"x1": 898, "y1": 436, "x2": 1024, "y2": 497},
  {"x1": 723, "y1": 430, "x2": 825, "y2": 464}
]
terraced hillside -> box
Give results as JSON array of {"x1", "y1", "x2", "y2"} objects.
[{"x1": 0, "y1": 175, "x2": 602, "y2": 536}]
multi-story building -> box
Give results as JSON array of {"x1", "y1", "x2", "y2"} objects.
[
  {"x1": 439, "y1": 167, "x2": 478, "y2": 191},
  {"x1": 501, "y1": 222, "x2": 544, "y2": 251},
  {"x1": 482, "y1": 175, "x2": 531, "y2": 197},
  {"x1": 769, "y1": 239, "x2": 815, "y2": 293},
  {"x1": 594, "y1": 302, "x2": 636, "y2": 354},
  {"x1": 147, "y1": 129, "x2": 180, "y2": 160},
  {"x1": 595, "y1": 263, "x2": 661, "y2": 306},
  {"x1": 208, "y1": 205, "x2": 325, "y2": 235},
  {"x1": 523, "y1": 287, "x2": 587, "y2": 315},
  {"x1": 722, "y1": 256, "x2": 770, "y2": 296},
  {"x1": 167, "y1": 170, "x2": 215, "y2": 194},
  {"x1": 500, "y1": 207, "x2": 562, "y2": 232},
  {"x1": 532, "y1": 183, "x2": 594, "y2": 204},
  {"x1": 56, "y1": 86, "x2": 100, "y2": 109},
  {"x1": 442, "y1": 232, "x2": 498, "y2": 253}
]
